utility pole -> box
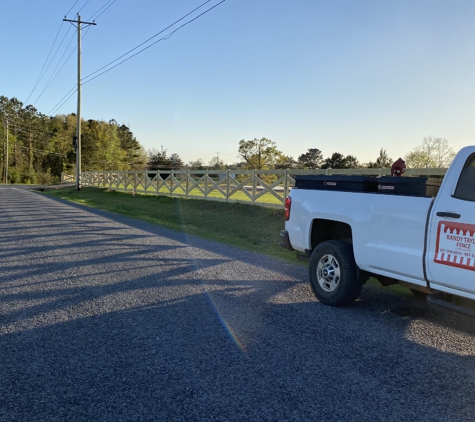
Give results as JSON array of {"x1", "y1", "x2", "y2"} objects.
[
  {"x1": 64, "y1": 15, "x2": 96, "y2": 190},
  {"x1": 5, "y1": 121, "x2": 8, "y2": 183},
  {"x1": 3, "y1": 121, "x2": 8, "y2": 183}
]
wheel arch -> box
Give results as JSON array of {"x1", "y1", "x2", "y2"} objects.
[{"x1": 310, "y1": 218, "x2": 353, "y2": 251}]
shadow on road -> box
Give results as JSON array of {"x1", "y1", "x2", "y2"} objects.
[{"x1": 1, "y1": 188, "x2": 475, "y2": 422}]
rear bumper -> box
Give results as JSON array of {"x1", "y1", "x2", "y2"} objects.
[{"x1": 280, "y1": 230, "x2": 294, "y2": 251}]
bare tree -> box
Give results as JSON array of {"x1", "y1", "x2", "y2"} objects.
[
  {"x1": 405, "y1": 136, "x2": 455, "y2": 168},
  {"x1": 208, "y1": 155, "x2": 225, "y2": 170}
]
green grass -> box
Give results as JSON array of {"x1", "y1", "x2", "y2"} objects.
[
  {"x1": 42, "y1": 187, "x2": 298, "y2": 263},
  {"x1": 91, "y1": 182, "x2": 285, "y2": 206}
]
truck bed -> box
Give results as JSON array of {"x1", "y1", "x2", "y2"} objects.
[{"x1": 293, "y1": 175, "x2": 443, "y2": 197}]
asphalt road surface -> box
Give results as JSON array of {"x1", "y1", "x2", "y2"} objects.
[{"x1": 1, "y1": 185, "x2": 475, "y2": 422}]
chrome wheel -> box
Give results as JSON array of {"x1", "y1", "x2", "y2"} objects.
[{"x1": 316, "y1": 253, "x2": 341, "y2": 292}]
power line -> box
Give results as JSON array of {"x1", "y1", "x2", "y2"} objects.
[
  {"x1": 26, "y1": 1, "x2": 100, "y2": 108},
  {"x1": 47, "y1": 0, "x2": 227, "y2": 115},
  {"x1": 64, "y1": 0, "x2": 93, "y2": 18},
  {"x1": 65, "y1": 0, "x2": 81, "y2": 17},
  {"x1": 25, "y1": 0, "x2": 86, "y2": 104},
  {"x1": 7, "y1": 124, "x2": 61, "y2": 140},
  {"x1": 34, "y1": 50, "x2": 77, "y2": 105},
  {"x1": 88, "y1": 158, "x2": 146, "y2": 166},
  {"x1": 47, "y1": 87, "x2": 78, "y2": 116},
  {"x1": 82, "y1": 0, "x2": 222, "y2": 83},
  {"x1": 43, "y1": 0, "x2": 117, "y2": 115},
  {"x1": 24, "y1": 21, "x2": 65, "y2": 104},
  {"x1": 87, "y1": 0, "x2": 117, "y2": 21},
  {"x1": 27, "y1": 25, "x2": 74, "y2": 107},
  {"x1": 77, "y1": 0, "x2": 91, "y2": 14},
  {"x1": 34, "y1": 26, "x2": 92, "y2": 106},
  {"x1": 25, "y1": 26, "x2": 73, "y2": 105},
  {"x1": 15, "y1": 145, "x2": 68, "y2": 158},
  {"x1": 33, "y1": 29, "x2": 77, "y2": 104}
]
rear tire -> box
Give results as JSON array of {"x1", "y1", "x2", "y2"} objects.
[{"x1": 309, "y1": 240, "x2": 362, "y2": 306}]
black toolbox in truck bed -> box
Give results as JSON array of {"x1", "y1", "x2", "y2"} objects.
[
  {"x1": 294, "y1": 175, "x2": 377, "y2": 192},
  {"x1": 294, "y1": 175, "x2": 443, "y2": 197}
]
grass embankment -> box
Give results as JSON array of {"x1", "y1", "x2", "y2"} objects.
[{"x1": 42, "y1": 187, "x2": 298, "y2": 263}]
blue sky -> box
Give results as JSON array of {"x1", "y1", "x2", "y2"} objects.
[{"x1": 1, "y1": 0, "x2": 475, "y2": 166}]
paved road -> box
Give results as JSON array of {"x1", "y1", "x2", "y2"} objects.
[{"x1": 1, "y1": 186, "x2": 475, "y2": 422}]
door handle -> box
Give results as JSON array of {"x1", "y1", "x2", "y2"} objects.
[{"x1": 436, "y1": 211, "x2": 461, "y2": 219}]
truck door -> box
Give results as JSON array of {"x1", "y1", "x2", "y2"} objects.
[{"x1": 426, "y1": 152, "x2": 475, "y2": 295}]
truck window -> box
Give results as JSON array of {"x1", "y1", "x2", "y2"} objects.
[{"x1": 453, "y1": 153, "x2": 475, "y2": 202}]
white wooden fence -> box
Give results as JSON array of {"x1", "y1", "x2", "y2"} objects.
[{"x1": 61, "y1": 167, "x2": 447, "y2": 208}]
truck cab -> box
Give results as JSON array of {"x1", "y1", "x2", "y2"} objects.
[{"x1": 426, "y1": 147, "x2": 475, "y2": 298}]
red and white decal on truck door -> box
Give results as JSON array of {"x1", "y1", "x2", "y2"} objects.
[{"x1": 434, "y1": 221, "x2": 475, "y2": 271}]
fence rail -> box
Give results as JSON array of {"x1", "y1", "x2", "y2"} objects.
[
  {"x1": 61, "y1": 167, "x2": 448, "y2": 208},
  {"x1": 61, "y1": 173, "x2": 75, "y2": 183}
]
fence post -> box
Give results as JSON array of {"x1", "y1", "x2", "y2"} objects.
[
  {"x1": 204, "y1": 172, "x2": 208, "y2": 199},
  {"x1": 185, "y1": 170, "x2": 189, "y2": 198},
  {"x1": 226, "y1": 170, "x2": 230, "y2": 202},
  {"x1": 252, "y1": 170, "x2": 256, "y2": 205},
  {"x1": 283, "y1": 169, "x2": 288, "y2": 205}
]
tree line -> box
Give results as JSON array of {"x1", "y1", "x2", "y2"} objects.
[
  {"x1": 0, "y1": 96, "x2": 147, "y2": 184},
  {"x1": 148, "y1": 136, "x2": 456, "y2": 172},
  {"x1": 1, "y1": 94, "x2": 456, "y2": 184}
]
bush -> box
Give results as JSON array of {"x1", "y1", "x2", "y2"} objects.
[
  {"x1": 37, "y1": 170, "x2": 59, "y2": 185},
  {"x1": 8, "y1": 168, "x2": 21, "y2": 184},
  {"x1": 21, "y1": 168, "x2": 37, "y2": 184}
]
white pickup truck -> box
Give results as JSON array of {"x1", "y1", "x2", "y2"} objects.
[{"x1": 281, "y1": 146, "x2": 475, "y2": 312}]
